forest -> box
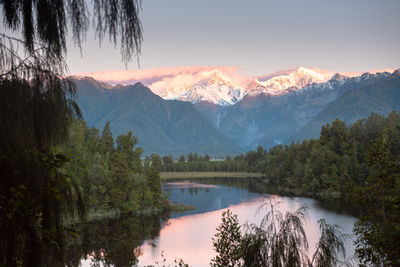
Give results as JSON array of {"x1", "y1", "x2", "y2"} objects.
[
  {"x1": 61, "y1": 120, "x2": 166, "y2": 218},
  {"x1": 164, "y1": 111, "x2": 400, "y2": 199},
  {"x1": 162, "y1": 111, "x2": 400, "y2": 266}
]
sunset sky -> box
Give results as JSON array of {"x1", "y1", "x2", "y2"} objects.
[{"x1": 66, "y1": 0, "x2": 400, "y2": 76}]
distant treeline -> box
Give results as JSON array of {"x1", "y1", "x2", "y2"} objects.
[
  {"x1": 161, "y1": 111, "x2": 400, "y2": 200},
  {"x1": 157, "y1": 149, "x2": 266, "y2": 173},
  {"x1": 62, "y1": 121, "x2": 166, "y2": 217}
]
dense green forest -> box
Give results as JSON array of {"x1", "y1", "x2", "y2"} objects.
[
  {"x1": 61, "y1": 120, "x2": 166, "y2": 218},
  {"x1": 160, "y1": 152, "x2": 259, "y2": 172},
  {"x1": 164, "y1": 111, "x2": 400, "y2": 199}
]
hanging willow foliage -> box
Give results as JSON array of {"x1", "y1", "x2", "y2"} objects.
[
  {"x1": 0, "y1": 1, "x2": 143, "y2": 266},
  {"x1": 0, "y1": 77, "x2": 85, "y2": 267},
  {"x1": 0, "y1": 0, "x2": 142, "y2": 76},
  {"x1": 211, "y1": 197, "x2": 355, "y2": 267}
]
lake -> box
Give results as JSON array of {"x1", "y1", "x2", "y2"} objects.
[{"x1": 77, "y1": 178, "x2": 357, "y2": 267}]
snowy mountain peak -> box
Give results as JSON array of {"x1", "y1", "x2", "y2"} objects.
[
  {"x1": 154, "y1": 69, "x2": 247, "y2": 106},
  {"x1": 247, "y1": 67, "x2": 334, "y2": 96},
  {"x1": 330, "y1": 73, "x2": 348, "y2": 81},
  {"x1": 204, "y1": 70, "x2": 234, "y2": 87},
  {"x1": 78, "y1": 66, "x2": 397, "y2": 106},
  {"x1": 149, "y1": 67, "x2": 335, "y2": 105}
]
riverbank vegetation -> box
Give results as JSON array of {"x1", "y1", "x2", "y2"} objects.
[{"x1": 61, "y1": 120, "x2": 166, "y2": 218}]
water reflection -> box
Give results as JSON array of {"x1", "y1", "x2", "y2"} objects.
[
  {"x1": 139, "y1": 181, "x2": 357, "y2": 267},
  {"x1": 69, "y1": 179, "x2": 357, "y2": 267},
  {"x1": 163, "y1": 180, "x2": 263, "y2": 218},
  {"x1": 66, "y1": 215, "x2": 164, "y2": 267}
]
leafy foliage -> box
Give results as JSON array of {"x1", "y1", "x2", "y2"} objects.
[
  {"x1": 61, "y1": 120, "x2": 166, "y2": 215},
  {"x1": 0, "y1": 0, "x2": 143, "y2": 265},
  {"x1": 0, "y1": 76, "x2": 83, "y2": 267},
  {"x1": 212, "y1": 198, "x2": 351, "y2": 267},
  {"x1": 211, "y1": 209, "x2": 243, "y2": 267},
  {"x1": 353, "y1": 129, "x2": 400, "y2": 266}
]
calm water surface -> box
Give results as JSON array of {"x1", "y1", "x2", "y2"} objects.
[{"x1": 137, "y1": 180, "x2": 357, "y2": 267}]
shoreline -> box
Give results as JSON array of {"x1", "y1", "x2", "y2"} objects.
[{"x1": 160, "y1": 171, "x2": 264, "y2": 179}]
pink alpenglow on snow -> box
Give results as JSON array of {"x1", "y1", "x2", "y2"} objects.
[{"x1": 76, "y1": 66, "x2": 397, "y2": 106}]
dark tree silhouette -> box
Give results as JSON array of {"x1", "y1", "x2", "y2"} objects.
[
  {"x1": 0, "y1": 0, "x2": 142, "y2": 79},
  {"x1": 0, "y1": 1, "x2": 143, "y2": 266}
]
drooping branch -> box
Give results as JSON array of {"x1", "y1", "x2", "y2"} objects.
[
  {"x1": 0, "y1": 0, "x2": 143, "y2": 75},
  {"x1": 0, "y1": 33, "x2": 68, "y2": 80}
]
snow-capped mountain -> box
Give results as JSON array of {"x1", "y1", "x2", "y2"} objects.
[
  {"x1": 150, "y1": 67, "x2": 334, "y2": 106},
  {"x1": 154, "y1": 70, "x2": 248, "y2": 106},
  {"x1": 72, "y1": 68, "x2": 400, "y2": 155},
  {"x1": 247, "y1": 67, "x2": 334, "y2": 96},
  {"x1": 211, "y1": 69, "x2": 399, "y2": 150},
  {"x1": 78, "y1": 66, "x2": 396, "y2": 107}
]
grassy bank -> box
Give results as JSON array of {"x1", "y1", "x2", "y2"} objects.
[
  {"x1": 170, "y1": 202, "x2": 196, "y2": 213},
  {"x1": 160, "y1": 171, "x2": 264, "y2": 179}
]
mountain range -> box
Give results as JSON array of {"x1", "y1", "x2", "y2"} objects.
[
  {"x1": 73, "y1": 77, "x2": 242, "y2": 156},
  {"x1": 73, "y1": 67, "x2": 400, "y2": 156}
]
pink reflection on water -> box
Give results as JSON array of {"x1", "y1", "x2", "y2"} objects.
[{"x1": 138, "y1": 195, "x2": 356, "y2": 267}]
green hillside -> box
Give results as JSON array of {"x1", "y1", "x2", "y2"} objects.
[{"x1": 73, "y1": 77, "x2": 242, "y2": 156}]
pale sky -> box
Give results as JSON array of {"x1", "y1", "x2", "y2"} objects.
[{"x1": 65, "y1": 0, "x2": 400, "y2": 76}]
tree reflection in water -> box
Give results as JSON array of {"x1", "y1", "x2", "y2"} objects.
[{"x1": 65, "y1": 214, "x2": 165, "y2": 267}]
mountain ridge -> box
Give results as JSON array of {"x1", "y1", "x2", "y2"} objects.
[
  {"x1": 73, "y1": 78, "x2": 242, "y2": 156},
  {"x1": 209, "y1": 69, "x2": 399, "y2": 150},
  {"x1": 72, "y1": 68, "x2": 400, "y2": 155}
]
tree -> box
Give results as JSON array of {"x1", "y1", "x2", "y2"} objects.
[
  {"x1": 0, "y1": 73, "x2": 85, "y2": 267},
  {"x1": 147, "y1": 166, "x2": 162, "y2": 204},
  {"x1": 353, "y1": 129, "x2": 400, "y2": 266},
  {"x1": 241, "y1": 200, "x2": 310, "y2": 267},
  {"x1": 163, "y1": 155, "x2": 174, "y2": 166},
  {"x1": 116, "y1": 131, "x2": 138, "y2": 166},
  {"x1": 0, "y1": 0, "x2": 142, "y2": 79},
  {"x1": 310, "y1": 219, "x2": 351, "y2": 267},
  {"x1": 151, "y1": 153, "x2": 163, "y2": 171},
  {"x1": 0, "y1": 0, "x2": 143, "y2": 265},
  {"x1": 211, "y1": 209, "x2": 243, "y2": 267},
  {"x1": 100, "y1": 122, "x2": 115, "y2": 155},
  {"x1": 212, "y1": 198, "x2": 351, "y2": 267},
  {"x1": 106, "y1": 151, "x2": 132, "y2": 212}
]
